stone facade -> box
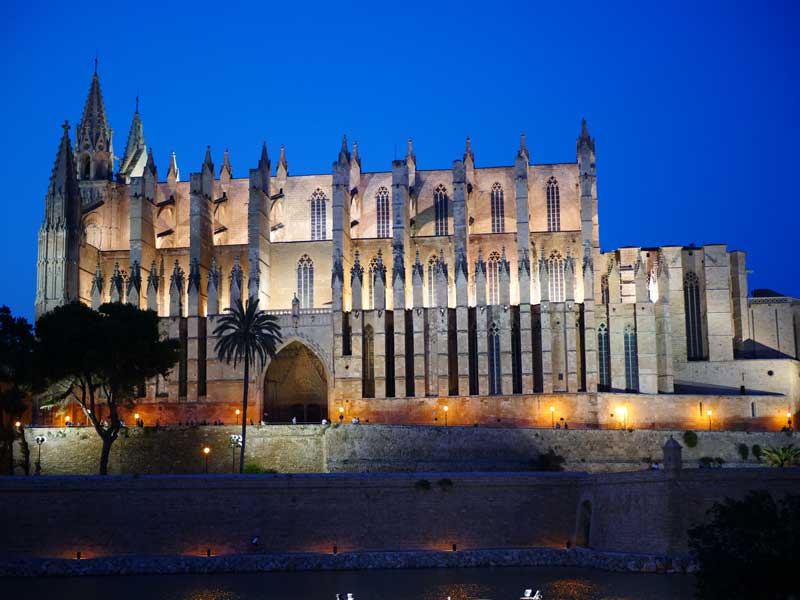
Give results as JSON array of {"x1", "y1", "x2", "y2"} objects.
[{"x1": 34, "y1": 69, "x2": 799, "y2": 426}]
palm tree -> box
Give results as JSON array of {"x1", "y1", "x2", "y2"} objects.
[
  {"x1": 762, "y1": 445, "x2": 800, "y2": 468},
  {"x1": 214, "y1": 298, "x2": 282, "y2": 473}
]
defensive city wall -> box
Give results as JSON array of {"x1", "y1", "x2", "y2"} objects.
[
  {"x1": 0, "y1": 468, "x2": 797, "y2": 567},
  {"x1": 14, "y1": 424, "x2": 797, "y2": 475}
]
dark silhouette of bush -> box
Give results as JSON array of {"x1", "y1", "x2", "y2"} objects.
[
  {"x1": 688, "y1": 491, "x2": 800, "y2": 600},
  {"x1": 683, "y1": 430, "x2": 698, "y2": 448},
  {"x1": 737, "y1": 443, "x2": 749, "y2": 461},
  {"x1": 529, "y1": 448, "x2": 565, "y2": 472}
]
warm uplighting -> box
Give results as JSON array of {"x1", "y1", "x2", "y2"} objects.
[
  {"x1": 14, "y1": 421, "x2": 21, "y2": 428},
  {"x1": 443, "y1": 405, "x2": 449, "y2": 426},
  {"x1": 203, "y1": 447, "x2": 210, "y2": 455},
  {"x1": 134, "y1": 413, "x2": 140, "y2": 420},
  {"x1": 549, "y1": 406, "x2": 555, "y2": 412},
  {"x1": 235, "y1": 409, "x2": 241, "y2": 416},
  {"x1": 618, "y1": 406, "x2": 628, "y2": 429},
  {"x1": 549, "y1": 406, "x2": 555, "y2": 428},
  {"x1": 788, "y1": 413, "x2": 793, "y2": 419},
  {"x1": 707, "y1": 410, "x2": 713, "y2": 431},
  {"x1": 64, "y1": 416, "x2": 71, "y2": 423},
  {"x1": 339, "y1": 407, "x2": 344, "y2": 413}
]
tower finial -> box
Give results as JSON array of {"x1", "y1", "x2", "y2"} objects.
[
  {"x1": 135, "y1": 93, "x2": 139, "y2": 113},
  {"x1": 94, "y1": 55, "x2": 98, "y2": 74}
]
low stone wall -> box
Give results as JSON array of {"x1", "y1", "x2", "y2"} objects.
[
  {"x1": 0, "y1": 468, "x2": 797, "y2": 573},
  {"x1": 0, "y1": 473, "x2": 583, "y2": 559},
  {"x1": 14, "y1": 424, "x2": 797, "y2": 476},
  {"x1": 0, "y1": 547, "x2": 697, "y2": 577}
]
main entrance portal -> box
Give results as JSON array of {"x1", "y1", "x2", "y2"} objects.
[{"x1": 263, "y1": 341, "x2": 328, "y2": 423}]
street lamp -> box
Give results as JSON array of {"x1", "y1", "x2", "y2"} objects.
[
  {"x1": 339, "y1": 406, "x2": 344, "y2": 422},
  {"x1": 34, "y1": 435, "x2": 46, "y2": 475},
  {"x1": 203, "y1": 446, "x2": 211, "y2": 473},
  {"x1": 64, "y1": 415, "x2": 71, "y2": 426},
  {"x1": 707, "y1": 410, "x2": 713, "y2": 431},
  {"x1": 443, "y1": 405, "x2": 449, "y2": 427},
  {"x1": 14, "y1": 421, "x2": 21, "y2": 429},
  {"x1": 229, "y1": 434, "x2": 242, "y2": 473},
  {"x1": 787, "y1": 412, "x2": 793, "y2": 428},
  {"x1": 618, "y1": 407, "x2": 627, "y2": 429},
  {"x1": 549, "y1": 406, "x2": 555, "y2": 428}
]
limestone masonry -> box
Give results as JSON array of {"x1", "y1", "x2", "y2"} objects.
[{"x1": 35, "y1": 68, "x2": 799, "y2": 427}]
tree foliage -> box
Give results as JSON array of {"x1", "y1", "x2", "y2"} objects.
[
  {"x1": 762, "y1": 444, "x2": 800, "y2": 468},
  {"x1": 0, "y1": 306, "x2": 35, "y2": 474},
  {"x1": 35, "y1": 302, "x2": 179, "y2": 474},
  {"x1": 214, "y1": 298, "x2": 281, "y2": 474},
  {"x1": 688, "y1": 491, "x2": 800, "y2": 600}
]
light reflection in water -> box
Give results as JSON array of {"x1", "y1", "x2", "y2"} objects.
[{"x1": 4, "y1": 567, "x2": 693, "y2": 600}]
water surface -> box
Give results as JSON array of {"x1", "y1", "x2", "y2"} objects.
[{"x1": 5, "y1": 566, "x2": 693, "y2": 599}]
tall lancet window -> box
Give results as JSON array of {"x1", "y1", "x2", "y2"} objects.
[
  {"x1": 427, "y1": 255, "x2": 437, "y2": 308},
  {"x1": 546, "y1": 177, "x2": 561, "y2": 232},
  {"x1": 597, "y1": 322, "x2": 611, "y2": 391},
  {"x1": 487, "y1": 251, "x2": 501, "y2": 305},
  {"x1": 624, "y1": 324, "x2": 639, "y2": 392},
  {"x1": 548, "y1": 252, "x2": 565, "y2": 302},
  {"x1": 488, "y1": 322, "x2": 502, "y2": 395},
  {"x1": 310, "y1": 188, "x2": 327, "y2": 240},
  {"x1": 376, "y1": 186, "x2": 390, "y2": 238},
  {"x1": 367, "y1": 256, "x2": 378, "y2": 309},
  {"x1": 362, "y1": 325, "x2": 375, "y2": 398},
  {"x1": 490, "y1": 182, "x2": 505, "y2": 233},
  {"x1": 297, "y1": 254, "x2": 314, "y2": 308},
  {"x1": 684, "y1": 272, "x2": 705, "y2": 360},
  {"x1": 434, "y1": 184, "x2": 449, "y2": 236}
]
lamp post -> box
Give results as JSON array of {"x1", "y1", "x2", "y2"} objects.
[
  {"x1": 203, "y1": 446, "x2": 211, "y2": 473},
  {"x1": 443, "y1": 405, "x2": 449, "y2": 427},
  {"x1": 707, "y1": 410, "x2": 713, "y2": 431},
  {"x1": 235, "y1": 408, "x2": 241, "y2": 425},
  {"x1": 229, "y1": 434, "x2": 242, "y2": 473},
  {"x1": 787, "y1": 412, "x2": 793, "y2": 429},
  {"x1": 339, "y1": 406, "x2": 344, "y2": 423},
  {"x1": 34, "y1": 435, "x2": 46, "y2": 475},
  {"x1": 549, "y1": 406, "x2": 555, "y2": 428}
]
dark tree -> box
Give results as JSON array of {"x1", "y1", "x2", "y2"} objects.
[
  {"x1": 35, "y1": 302, "x2": 179, "y2": 474},
  {"x1": 214, "y1": 298, "x2": 281, "y2": 473},
  {"x1": 688, "y1": 490, "x2": 800, "y2": 600},
  {"x1": 0, "y1": 307, "x2": 35, "y2": 475}
]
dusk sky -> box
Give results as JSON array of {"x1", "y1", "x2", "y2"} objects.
[{"x1": 1, "y1": 0, "x2": 797, "y2": 322}]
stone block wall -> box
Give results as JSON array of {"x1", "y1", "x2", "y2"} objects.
[{"x1": 15, "y1": 424, "x2": 797, "y2": 476}]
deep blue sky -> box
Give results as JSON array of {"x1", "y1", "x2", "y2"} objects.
[{"x1": 1, "y1": 0, "x2": 797, "y2": 321}]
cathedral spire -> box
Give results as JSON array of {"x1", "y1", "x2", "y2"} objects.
[
  {"x1": 76, "y1": 67, "x2": 113, "y2": 181},
  {"x1": 202, "y1": 145, "x2": 214, "y2": 175},
  {"x1": 167, "y1": 151, "x2": 180, "y2": 183},
  {"x1": 220, "y1": 148, "x2": 233, "y2": 180},
  {"x1": 577, "y1": 118, "x2": 596, "y2": 154},
  {"x1": 259, "y1": 141, "x2": 269, "y2": 169},
  {"x1": 45, "y1": 122, "x2": 79, "y2": 221},
  {"x1": 337, "y1": 134, "x2": 350, "y2": 165},
  {"x1": 118, "y1": 99, "x2": 147, "y2": 183}
]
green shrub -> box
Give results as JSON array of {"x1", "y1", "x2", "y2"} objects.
[
  {"x1": 752, "y1": 444, "x2": 763, "y2": 461},
  {"x1": 737, "y1": 443, "x2": 749, "y2": 461},
  {"x1": 683, "y1": 430, "x2": 698, "y2": 448},
  {"x1": 414, "y1": 479, "x2": 432, "y2": 491},
  {"x1": 437, "y1": 478, "x2": 454, "y2": 490}
]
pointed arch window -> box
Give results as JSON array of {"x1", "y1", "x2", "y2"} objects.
[
  {"x1": 684, "y1": 271, "x2": 705, "y2": 360},
  {"x1": 597, "y1": 322, "x2": 611, "y2": 391},
  {"x1": 310, "y1": 188, "x2": 327, "y2": 240},
  {"x1": 546, "y1": 177, "x2": 561, "y2": 232},
  {"x1": 487, "y1": 251, "x2": 501, "y2": 305},
  {"x1": 427, "y1": 255, "x2": 437, "y2": 308},
  {"x1": 548, "y1": 252, "x2": 565, "y2": 302},
  {"x1": 434, "y1": 184, "x2": 449, "y2": 236},
  {"x1": 624, "y1": 325, "x2": 639, "y2": 392},
  {"x1": 367, "y1": 256, "x2": 378, "y2": 309},
  {"x1": 490, "y1": 182, "x2": 505, "y2": 233},
  {"x1": 362, "y1": 324, "x2": 375, "y2": 398},
  {"x1": 489, "y1": 322, "x2": 502, "y2": 395},
  {"x1": 297, "y1": 255, "x2": 314, "y2": 308},
  {"x1": 376, "y1": 186, "x2": 390, "y2": 238}
]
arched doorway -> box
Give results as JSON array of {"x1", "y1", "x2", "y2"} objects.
[{"x1": 263, "y1": 341, "x2": 328, "y2": 423}]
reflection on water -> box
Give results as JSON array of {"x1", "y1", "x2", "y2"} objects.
[{"x1": 4, "y1": 566, "x2": 693, "y2": 600}]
